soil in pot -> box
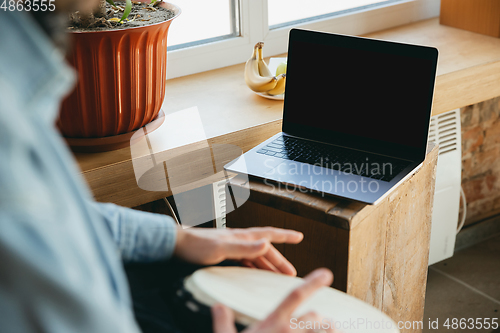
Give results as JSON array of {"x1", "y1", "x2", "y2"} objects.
[{"x1": 68, "y1": 1, "x2": 175, "y2": 31}]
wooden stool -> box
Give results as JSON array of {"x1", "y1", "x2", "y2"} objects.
[{"x1": 227, "y1": 143, "x2": 438, "y2": 333}]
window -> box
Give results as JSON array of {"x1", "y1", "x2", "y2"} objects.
[
  {"x1": 167, "y1": 0, "x2": 240, "y2": 50},
  {"x1": 268, "y1": 0, "x2": 399, "y2": 28},
  {"x1": 166, "y1": 0, "x2": 440, "y2": 79}
]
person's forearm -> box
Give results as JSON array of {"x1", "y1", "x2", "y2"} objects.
[{"x1": 91, "y1": 202, "x2": 178, "y2": 262}]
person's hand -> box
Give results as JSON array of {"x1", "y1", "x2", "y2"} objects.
[
  {"x1": 211, "y1": 268, "x2": 335, "y2": 333},
  {"x1": 174, "y1": 227, "x2": 303, "y2": 276}
]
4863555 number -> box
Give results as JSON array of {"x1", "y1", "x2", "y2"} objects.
[
  {"x1": 1, "y1": 0, "x2": 56, "y2": 11},
  {"x1": 443, "y1": 318, "x2": 498, "y2": 330}
]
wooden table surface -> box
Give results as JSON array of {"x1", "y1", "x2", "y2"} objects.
[{"x1": 75, "y1": 18, "x2": 500, "y2": 207}]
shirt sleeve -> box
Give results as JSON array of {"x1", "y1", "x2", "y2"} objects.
[{"x1": 91, "y1": 202, "x2": 178, "y2": 262}]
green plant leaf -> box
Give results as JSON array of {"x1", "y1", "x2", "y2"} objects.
[
  {"x1": 105, "y1": 0, "x2": 132, "y2": 23},
  {"x1": 119, "y1": 0, "x2": 132, "y2": 22},
  {"x1": 150, "y1": 0, "x2": 158, "y2": 4}
]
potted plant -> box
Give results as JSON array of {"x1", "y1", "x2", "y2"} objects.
[{"x1": 58, "y1": 0, "x2": 180, "y2": 152}]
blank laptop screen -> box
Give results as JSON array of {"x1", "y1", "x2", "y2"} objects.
[{"x1": 282, "y1": 29, "x2": 438, "y2": 161}]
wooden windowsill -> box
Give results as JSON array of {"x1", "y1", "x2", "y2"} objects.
[{"x1": 75, "y1": 18, "x2": 500, "y2": 207}]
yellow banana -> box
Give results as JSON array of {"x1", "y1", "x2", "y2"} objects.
[
  {"x1": 244, "y1": 42, "x2": 279, "y2": 93},
  {"x1": 257, "y1": 45, "x2": 273, "y2": 77},
  {"x1": 267, "y1": 74, "x2": 286, "y2": 95}
]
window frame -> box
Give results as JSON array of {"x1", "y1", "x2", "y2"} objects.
[{"x1": 166, "y1": 0, "x2": 440, "y2": 79}]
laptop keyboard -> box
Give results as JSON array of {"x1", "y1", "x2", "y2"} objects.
[{"x1": 257, "y1": 136, "x2": 410, "y2": 182}]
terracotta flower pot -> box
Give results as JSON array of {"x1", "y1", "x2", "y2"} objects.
[{"x1": 58, "y1": 1, "x2": 180, "y2": 150}]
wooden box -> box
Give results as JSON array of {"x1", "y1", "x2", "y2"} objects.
[
  {"x1": 440, "y1": 0, "x2": 500, "y2": 37},
  {"x1": 227, "y1": 143, "x2": 438, "y2": 333}
]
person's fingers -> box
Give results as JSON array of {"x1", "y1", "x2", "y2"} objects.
[
  {"x1": 250, "y1": 255, "x2": 280, "y2": 273},
  {"x1": 240, "y1": 259, "x2": 257, "y2": 269},
  {"x1": 248, "y1": 245, "x2": 297, "y2": 276},
  {"x1": 211, "y1": 304, "x2": 237, "y2": 333},
  {"x1": 231, "y1": 227, "x2": 304, "y2": 244},
  {"x1": 294, "y1": 311, "x2": 336, "y2": 332},
  {"x1": 269, "y1": 268, "x2": 333, "y2": 320},
  {"x1": 221, "y1": 239, "x2": 270, "y2": 260},
  {"x1": 295, "y1": 311, "x2": 323, "y2": 332},
  {"x1": 263, "y1": 245, "x2": 297, "y2": 276}
]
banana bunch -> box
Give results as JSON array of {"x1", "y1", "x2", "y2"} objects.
[{"x1": 244, "y1": 42, "x2": 286, "y2": 96}]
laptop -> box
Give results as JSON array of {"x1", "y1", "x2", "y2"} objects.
[{"x1": 225, "y1": 28, "x2": 438, "y2": 205}]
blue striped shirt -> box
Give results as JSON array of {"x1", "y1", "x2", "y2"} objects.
[{"x1": 0, "y1": 10, "x2": 177, "y2": 333}]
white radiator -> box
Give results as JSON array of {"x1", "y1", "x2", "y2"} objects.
[
  {"x1": 427, "y1": 109, "x2": 462, "y2": 265},
  {"x1": 213, "y1": 179, "x2": 227, "y2": 228}
]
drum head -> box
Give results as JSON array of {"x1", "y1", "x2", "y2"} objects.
[{"x1": 184, "y1": 267, "x2": 400, "y2": 333}]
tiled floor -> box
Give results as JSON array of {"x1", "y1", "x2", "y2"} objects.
[{"x1": 423, "y1": 233, "x2": 500, "y2": 332}]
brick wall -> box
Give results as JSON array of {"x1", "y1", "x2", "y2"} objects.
[{"x1": 461, "y1": 96, "x2": 500, "y2": 226}]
